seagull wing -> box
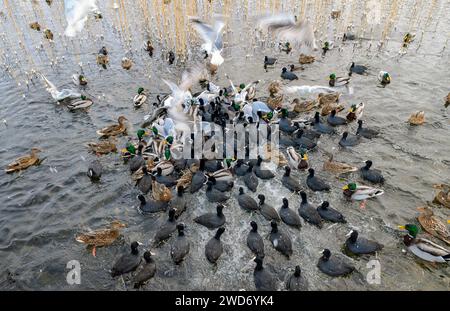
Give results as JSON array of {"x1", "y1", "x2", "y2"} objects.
[
  {"x1": 277, "y1": 20, "x2": 317, "y2": 48},
  {"x1": 213, "y1": 19, "x2": 225, "y2": 51},
  {"x1": 39, "y1": 73, "x2": 58, "y2": 93},
  {"x1": 256, "y1": 13, "x2": 296, "y2": 32},
  {"x1": 64, "y1": 0, "x2": 99, "y2": 37}
]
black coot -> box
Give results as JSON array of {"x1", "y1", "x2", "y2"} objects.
[
  {"x1": 279, "y1": 198, "x2": 302, "y2": 229},
  {"x1": 111, "y1": 241, "x2": 142, "y2": 277},
  {"x1": 194, "y1": 204, "x2": 226, "y2": 229},
  {"x1": 247, "y1": 221, "x2": 265, "y2": 258},
  {"x1": 254, "y1": 257, "x2": 277, "y2": 291},
  {"x1": 171, "y1": 224, "x2": 190, "y2": 264},
  {"x1": 133, "y1": 251, "x2": 156, "y2": 289},
  {"x1": 205, "y1": 227, "x2": 225, "y2": 264}
]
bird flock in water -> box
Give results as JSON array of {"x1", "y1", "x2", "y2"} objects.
[{"x1": 4, "y1": 0, "x2": 450, "y2": 291}]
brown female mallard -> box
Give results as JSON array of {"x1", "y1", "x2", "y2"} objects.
[
  {"x1": 121, "y1": 57, "x2": 133, "y2": 70},
  {"x1": 152, "y1": 176, "x2": 172, "y2": 202},
  {"x1": 96, "y1": 54, "x2": 109, "y2": 68},
  {"x1": 132, "y1": 158, "x2": 156, "y2": 182},
  {"x1": 417, "y1": 206, "x2": 450, "y2": 245},
  {"x1": 87, "y1": 139, "x2": 117, "y2": 155},
  {"x1": 445, "y1": 93, "x2": 450, "y2": 108},
  {"x1": 30, "y1": 22, "x2": 41, "y2": 31},
  {"x1": 318, "y1": 92, "x2": 340, "y2": 106},
  {"x1": 76, "y1": 220, "x2": 126, "y2": 257},
  {"x1": 267, "y1": 94, "x2": 284, "y2": 110},
  {"x1": 264, "y1": 143, "x2": 288, "y2": 167},
  {"x1": 323, "y1": 153, "x2": 357, "y2": 175},
  {"x1": 321, "y1": 101, "x2": 345, "y2": 116},
  {"x1": 97, "y1": 116, "x2": 128, "y2": 138},
  {"x1": 43, "y1": 29, "x2": 53, "y2": 40},
  {"x1": 268, "y1": 80, "x2": 282, "y2": 97},
  {"x1": 292, "y1": 98, "x2": 317, "y2": 113},
  {"x1": 408, "y1": 111, "x2": 425, "y2": 125},
  {"x1": 433, "y1": 184, "x2": 450, "y2": 208},
  {"x1": 5, "y1": 148, "x2": 42, "y2": 174},
  {"x1": 299, "y1": 54, "x2": 315, "y2": 64},
  {"x1": 176, "y1": 168, "x2": 194, "y2": 189}
]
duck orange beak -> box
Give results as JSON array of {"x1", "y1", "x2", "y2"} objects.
[
  {"x1": 398, "y1": 225, "x2": 406, "y2": 230},
  {"x1": 302, "y1": 154, "x2": 308, "y2": 161},
  {"x1": 447, "y1": 220, "x2": 450, "y2": 224}
]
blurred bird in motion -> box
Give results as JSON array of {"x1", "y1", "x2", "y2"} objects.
[
  {"x1": 256, "y1": 13, "x2": 317, "y2": 50},
  {"x1": 64, "y1": 0, "x2": 101, "y2": 37},
  {"x1": 190, "y1": 16, "x2": 225, "y2": 67}
]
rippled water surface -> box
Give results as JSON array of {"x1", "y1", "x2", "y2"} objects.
[{"x1": 0, "y1": 0, "x2": 449, "y2": 290}]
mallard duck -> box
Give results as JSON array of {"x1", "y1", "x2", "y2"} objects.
[
  {"x1": 433, "y1": 184, "x2": 450, "y2": 208},
  {"x1": 322, "y1": 41, "x2": 332, "y2": 55},
  {"x1": 133, "y1": 87, "x2": 147, "y2": 108},
  {"x1": 289, "y1": 64, "x2": 304, "y2": 72},
  {"x1": 378, "y1": 71, "x2": 391, "y2": 85},
  {"x1": 75, "y1": 220, "x2": 126, "y2": 257},
  {"x1": 264, "y1": 143, "x2": 288, "y2": 167},
  {"x1": 343, "y1": 183, "x2": 384, "y2": 201},
  {"x1": 144, "y1": 40, "x2": 154, "y2": 57},
  {"x1": 331, "y1": 10, "x2": 341, "y2": 19},
  {"x1": 323, "y1": 154, "x2": 357, "y2": 175},
  {"x1": 207, "y1": 168, "x2": 233, "y2": 182},
  {"x1": 152, "y1": 160, "x2": 174, "y2": 176},
  {"x1": 67, "y1": 96, "x2": 93, "y2": 112},
  {"x1": 402, "y1": 33, "x2": 415, "y2": 47},
  {"x1": 267, "y1": 94, "x2": 284, "y2": 110},
  {"x1": 329, "y1": 73, "x2": 351, "y2": 87},
  {"x1": 122, "y1": 57, "x2": 133, "y2": 70},
  {"x1": 97, "y1": 116, "x2": 128, "y2": 138},
  {"x1": 72, "y1": 74, "x2": 88, "y2": 86},
  {"x1": 286, "y1": 147, "x2": 308, "y2": 171},
  {"x1": 417, "y1": 206, "x2": 450, "y2": 245},
  {"x1": 346, "y1": 103, "x2": 364, "y2": 122},
  {"x1": 96, "y1": 54, "x2": 109, "y2": 69},
  {"x1": 318, "y1": 92, "x2": 340, "y2": 106},
  {"x1": 152, "y1": 176, "x2": 172, "y2": 202},
  {"x1": 43, "y1": 29, "x2": 53, "y2": 40},
  {"x1": 176, "y1": 168, "x2": 193, "y2": 189},
  {"x1": 279, "y1": 42, "x2": 292, "y2": 54},
  {"x1": 321, "y1": 101, "x2": 345, "y2": 116},
  {"x1": 292, "y1": 98, "x2": 317, "y2": 113},
  {"x1": 30, "y1": 22, "x2": 41, "y2": 31},
  {"x1": 408, "y1": 111, "x2": 425, "y2": 125},
  {"x1": 445, "y1": 93, "x2": 450, "y2": 108},
  {"x1": 87, "y1": 139, "x2": 117, "y2": 155},
  {"x1": 120, "y1": 130, "x2": 151, "y2": 159},
  {"x1": 299, "y1": 54, "x2": 315, "y2": 64},
  {"x1": 131, "y1": 159, "x2": 156, "y2": 182},
  {"x1": 5, "y1": 148, "x2": 42, "y2": 174},
  {"x1": 268, "y1": 80, "x2": 282, "y2": 96},
  {"x1": 398, "y1": 224, "x2": 449, "y2": 263}
]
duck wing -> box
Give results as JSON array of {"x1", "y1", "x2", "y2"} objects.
[{"x1": 416, "y1": 238, "x2": 450, "y2": 256}]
